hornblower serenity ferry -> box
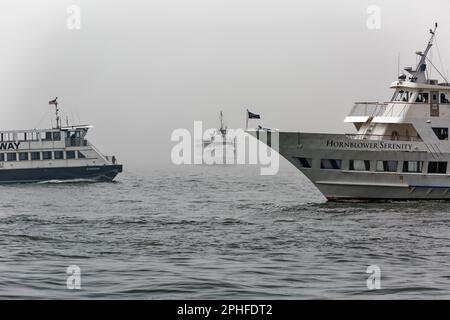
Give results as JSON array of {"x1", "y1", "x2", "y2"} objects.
[
  {"x1": 0, "y1": 98, "x2": 122, "y2": 183},
  {"x1": 251, "y1": 24, "x2": 450, "y2": 200}
]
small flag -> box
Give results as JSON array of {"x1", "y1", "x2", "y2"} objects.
[
  {"x1": 247, "y1": 110, "x2": 260, "y2": 119},
  {"x1": 49, "y1": 97, "x2": 58, "y2": 105}
]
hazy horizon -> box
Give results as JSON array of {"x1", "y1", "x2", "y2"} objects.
[{"x1": 1, "y1": 0, "x2": 449, "y2": 170}]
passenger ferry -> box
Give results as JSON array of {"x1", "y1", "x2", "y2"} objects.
[
  {"x1": 251, "y1": 24, "x2": 450, "y2": 200},
  {"x1": 0, "y1": 98, "x2": 122, "y2": 183}
]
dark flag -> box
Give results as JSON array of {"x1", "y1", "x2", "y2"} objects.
[
  {"x1": 49, "y1": 97, "x2": 58, "y2": 105},
  {"x1": 247, "y1": 111, "x2": 260, "y2": 119}
]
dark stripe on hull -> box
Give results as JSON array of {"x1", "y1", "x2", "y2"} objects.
[
  {"x1": 326, "y1": 196, "x2": 450, "y2": 202},
  {"x1": 0, "y1": 165, "x2": 122, "y2": 183}
]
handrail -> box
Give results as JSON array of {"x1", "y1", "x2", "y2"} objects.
[
  {"x1": 346, "y1": 133, "x2": 422, "y2": 142},
  {"x1": 349, "y1": 102, "x2": 387, "y2": 118}
]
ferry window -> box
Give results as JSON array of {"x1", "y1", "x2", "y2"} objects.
[
  {"x1": 52, "y1": 132, "x2": 61, "y2": 141},
  {"x1": 441, "y1": 93, "x2": 450, "y2": 104},
  {"x1": 66, "y1": 151, "x2": 76, "y2": 159},
  {"x1": 6, "y1": 153, "x2": 16, "y2": 161},
  {"x1": 42, "y1": 151, "x2": 52, "y2": 160},
  {"x1": 18, "y1": 133, "x2": 25, "y2": 141},
  {"x1": 349, "y1": 160, "x2": 370, "y2": 171},
  {"x1": 393, "y1": 90, "x2": 409, "y2": 102},
  {"x1": 320, "y1": 159, "x2": 342, "y2": 170},
  {"x1": 44, "y1": 132, "x2": 52, "y2": 141},
  {"x1": 432, "y1": 127, "x2": 448, "y2": 140},
  {"x1": 415, "y1": 92, "x2": 429, "y2": 103},
  {"x1": 0, "y1": 153, "x2": 4, "y2": 162},
  {"x1": 402, "y1": 161, "x2": 423, "y2": 173},
  {"x1": 18, "y1": 152, "x2": 29, "y2": 161},
  {"x1": 54, "y1": 151, "x2": 64, "y2": 159},
  {"x1": 77, "y1": 151, "x2": 86, "y2": 159},
  {"x1": 428, "y1": 161, "x2": 447, "y2": 174},
  {"x1": 376, "y1": 160, "x2": 398, "y2": 172},
  {"x1": 432, "y1": 93, "x2": 438, "y2": 102},
  {"x1": 30, "y1": 152, "x2": 40, "y2": 160},
  {"x1": 295, "y1": 157, "x2": 312, "y2": 168}
]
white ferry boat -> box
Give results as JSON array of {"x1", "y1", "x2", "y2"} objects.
[
  {"x1": 0, "y1": 98, "x2": 122, "y2": 183},
  {"x1": 252, "y1": 24, "x2": 450, "y2": 200}
]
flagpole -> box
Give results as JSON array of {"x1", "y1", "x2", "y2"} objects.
[{"x1": 245, "y1": 109, "x2": 249, "y2": 131}]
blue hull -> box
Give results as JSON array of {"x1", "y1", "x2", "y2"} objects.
[{"x1": 0, "y1": 165, "x2": 122, "y2": 183}]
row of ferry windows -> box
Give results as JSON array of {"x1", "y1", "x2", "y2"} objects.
[
  {"x1": 392, "y1": 91, "x2": 450, "y2": 103},
  {"x1": 0, "y1": 131, "x2": 82, "y2": 142},
  {"x1": 0, "y1": 151, "x2": 85, "y2": 162},
  {"x1": 297, "y1": 158, "x2": 448, "y2": 174}
]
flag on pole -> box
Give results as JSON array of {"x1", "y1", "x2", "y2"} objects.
[
  {"x1": 247, "y1": 110, "x2": 260, "y2": 119},
  {"x1": 49, "y1": 97, "x2": 58, "y2": 105},
  {"x1": 246, "y1": 109, "x2": 261, "y2": 130}
]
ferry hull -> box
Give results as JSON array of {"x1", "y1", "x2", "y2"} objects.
[
  {"x1": 319, "y1": 184, "x2": 450, "y2": 201},
  {"x1": 0, "y1": 165, "x2": 122, "y2": 183},
  {"x1": 252, "y1": 130, "x2": 450, "y2": 201}
]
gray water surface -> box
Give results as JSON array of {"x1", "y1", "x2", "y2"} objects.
[{"x1": 1, "y1": 165, "x2": 450, "y2": 299}]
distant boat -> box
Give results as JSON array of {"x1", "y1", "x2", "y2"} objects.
[
  {"x1": 202, "y1": 111, "x2": 236, "y2": 164},
  {"x1": 0, "y1": 98, "x2": 122, "y2": 183}
]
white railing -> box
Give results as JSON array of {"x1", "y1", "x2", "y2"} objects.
[
  {"x1": 346, "y1": 133, "x2": 422, "y2": 142},
  {"x1": 348, "y1": 102, "x2": 388, "y2": 118}
]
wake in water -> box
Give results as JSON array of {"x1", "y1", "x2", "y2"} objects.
[{"x1": 37, "y1": 178, "x2": 100, "y2": 184}]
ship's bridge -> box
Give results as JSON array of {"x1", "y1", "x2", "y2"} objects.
[
  {"x1": 343, "y1": 23, "x2": 450, "y2": 143},
  {"x1": 344, "y1": 80, "x2": 450, "y2": 142}
]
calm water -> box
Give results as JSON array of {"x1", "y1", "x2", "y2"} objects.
[{"x1": 1, "y1": 164, "x2": 450, "y2": 299}]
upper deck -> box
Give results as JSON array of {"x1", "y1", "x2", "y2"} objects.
[{"x1": 0, "y1": 125, "x2": 91, "y2": 148}]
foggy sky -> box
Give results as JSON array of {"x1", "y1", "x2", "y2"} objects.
[{"x1": 0, "y1": 0, "x2": 449, "y2": 170}]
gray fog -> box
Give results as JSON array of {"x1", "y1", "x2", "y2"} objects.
[{"x1": 0, "y1": 0, "x2": 449, "y2": 169}]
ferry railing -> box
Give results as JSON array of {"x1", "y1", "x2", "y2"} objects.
[
  {"x1": 349, "y1": 102, "x2": 388, "y2": 118},
  {"x1": 86, "y1": 140, "x2": 117, "y2": 164},
  {"x1": 65, "y1": 138, "x2": 87, "y2": 147},
  {"x1": 346, "y1": 133, "x2": 422, "y2": 142},
  {"x1": 349, "y1": 102, "x2": 414, "y2": 119}
]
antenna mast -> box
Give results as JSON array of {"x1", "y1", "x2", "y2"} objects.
[
  {"x1": 413, "y1": 23, "x2": 438, "y2": 82},
  {"x1": 48, "y1": 97, "x2": 60, "y2": 129},
  {"x1": 219, "y1": 110, "x2": 226, "y2": 135}
]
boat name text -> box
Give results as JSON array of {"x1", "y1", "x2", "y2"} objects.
[
  {"x1": 326, "y1": 140, "x2": 412, "y2": 150},
  {"x1": 0, "y1": 142, "x2": 20, "y2": 150}
]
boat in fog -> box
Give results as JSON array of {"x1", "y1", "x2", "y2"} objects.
[
  {"x1": 0, "y1": 98, "x2": 122, "y2": 183},
  {"x1": 201, "y1": 111, "x2": 236, "y2": 164}
]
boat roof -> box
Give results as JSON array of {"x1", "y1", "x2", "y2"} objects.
[
  {"x1": 0, "y1": 125, "x2": 92, "y2": 134},
  {"x1": 390, "y1": 81, "x2": 450, "y2": 91},
  {"x1": 60, "y1": 125, "x2": 92, "y2": 131}
]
